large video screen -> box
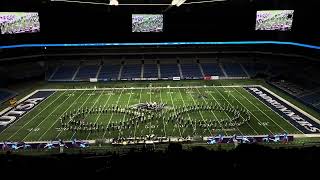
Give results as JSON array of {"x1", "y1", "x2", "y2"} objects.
[
  {"x1": 255, "y1": 10, "x2": 294, "y2": 31},
  {"x1": 132, "y1": 14, "x2": 163, "y2": 32},
  {"x1": 0, "y1": 12, "x2": 40, "y2": 34}
]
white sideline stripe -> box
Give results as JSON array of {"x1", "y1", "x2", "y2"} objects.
[{"x1": 259, "y1": 85, "x2": 320, "y2": 125}]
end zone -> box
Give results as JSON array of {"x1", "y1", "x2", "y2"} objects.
[{"x1": 245, "y1": 86, "x2": 320, "y2": 134}]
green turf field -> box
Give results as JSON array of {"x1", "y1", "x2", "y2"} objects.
[{"x1": 0, "y1": 84, "x2": 306, "y2": 142}]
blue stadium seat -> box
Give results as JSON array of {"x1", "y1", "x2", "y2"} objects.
[
  {"x1": 160, "y1": 64, "x2": 180, "y2": 79},
  {"x1": 300, "y1": 92, "x2": 320, "y2": 105},
  {"x1": 98, "y1": 65, "x2": 121, "y2": 81},
  {"x1": 74, "y1": 65, "x2": 99, "y2": 80},
  {"x1": 0, "y1": 89, "x2": 16, "y2": 104},
  {"x1": 121, "y1": 64, "x2": 141, "y2": 79},
  {"x1": 51, "y1": 66, "x2": 78, "y2": 80},
  {"x1": 242, "y1": 63, "x2": 268, "y2": 76},
  {"x1": 144, "y1": 64, "x2": 158, "y2": 78},
  {"x1": 180, "y1": 64, "x2": 202, "y2": 79},
  {"x1": 201, "y1": 63, "x2": 224, "y2": 77},
  {"x1": 222, "y1": 63, "x2": 247, "y2": 77}
]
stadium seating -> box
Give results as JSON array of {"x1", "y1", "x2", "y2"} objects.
[
  {"x1": 300, "y1": 92, "x2": 320, "y2": 105},
  {"x1": 0, "y1": 89, "x2": 16, "y2": 104},
  {"x1": 98, "y1": 65, "x2": 121, "y2": 80},
  {"x1": 180, "y1": 64, "x2": 202, "y2": 79},
  {"x1": 143, "y1": 64, "x2": 158, "y2": 78},
  {"x1": 121, "y1": 64, "x2": 142, "y2": 79},
  {"x1": 242, "y1": 63, "x2": 268, "y2": 77},
  {"x1": 160, "y1": 64, "x2": 180, "y2": 79},
  {"x1": 50, "y1": 65, "x2": 78, "y2": 80},
  {"x1": 200, "y1": 63, "x2": 225, "y2": 77},
  {"x1": 74, "y1": 65, "x2": 99, "y2": 80},
  {"x1": 222, "y1": 63, "x2": 247, "y2": 77}
]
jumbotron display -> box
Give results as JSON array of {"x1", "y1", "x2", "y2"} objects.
[
  {"x1": 0, "y1": 12, "x2": 40, "y2": 34},
  {"x1": 255, "y1": 10, "x2": 294, "y2": 31},
  {"x1": 132, "y1": 14, "x2": 163, "y2": 32}
]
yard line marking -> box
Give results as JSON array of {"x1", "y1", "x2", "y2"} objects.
[
  {"x1": 2, "y1": 91, "x2": 61, "y2": 139},
  {"x1": 133, "y1": 89, "x2": 143, "y2": 139},
  {"x1": 236, "y1": 87, "x2": 302, "y2": 134},
  {"x1": 70, "y1": 89, "x2": 106, "y2": 140},
  {"x1": 84, "y1": 89, "x2": 113, "y2": 140},
  {"x1": 54, "y1": 90, "x2": 93, "y2": 139},
  {"x1": 186, "y1": 88, "x2": 215, "y2": 136},
  {"x1": 37, "y1": 90, "x2": 88, "y2": 141},
  {"x1": 21, "y1": 90, "x2": 77, "y2": 141},
  {"x1": 168, "y1": 88, "x2": 182, "y2": 138},
  {"x1": 159, "y1": 88, "x2": 167, "y2": 137},
  {"x1": 189, "y1": 87, "x2": 204, "y2": 134},
  {"x1": 195, "y1": 88, "x2": 232, "y2": 136},
  {"x1": 117, "y1": 89, "x2": 133, "y2": 139},
  {"x1": 213, "y1": 86, "x2": 259, "y2": 135},
  {"x1": 102, "y1": 88, "x2": 124, "y2": 139},
  {"x1": 218, "y1": 87, "x2": 266, "y2": 134},
  {"x1": 177, "y1": 88, "x2": 196, "y2": 136}
]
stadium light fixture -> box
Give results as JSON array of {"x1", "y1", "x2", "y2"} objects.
[
  {"x1": 109, "y1": 0, "x2": 119, "y2": 6},
  {"x1": 171, "y1": 0, "x2": 187, "y2": 7}
]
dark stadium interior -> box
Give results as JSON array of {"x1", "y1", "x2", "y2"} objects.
[{"x1": 1, "y1": 0, "x2": 320, "y2": 172}]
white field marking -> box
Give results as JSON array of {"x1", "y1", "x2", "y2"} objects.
[
  {"x1": 220, "y1": 86, "x2": 272, "y2": 134},
  {"x1": 85, "y1": 89, "x2": 113, "y2": 140},
  {"x1": 168, "y1": 88, "x2": 182, "y2": 138},
  {"x1": 21, "y1": 90, "x2": 77, "y2": 141},
  {"x1": 186, "y1": 88, "x2": 214, "y2": 136},
  {"x1": 133, "y1": 89, "x2": 143, "y2": 139},
  {"x1": 204, "y1": 88, "x2": 243, "y2": 136},
  {"x1": 0, "y1": 90, "x2": 58, "y2": 115},
  {"x1": 5, "y1": 91, "x2": 64, "y2": 140},
  {"x1": 37, "y1": 90, "x2": 88, "y2": 141},
  {"x1": 194, "y1": 88, "x2": 232, "y2": 136},
  {"x1": 177, "y1": 88, "x2": 195, "y2": 135},
  {"x1": 70, "y1": 89, "x2": 106, "y2": 140},
  {"x1": 54, "y1": 90, "x2": 92, "y2": 139},
  {"x1": 0, "y1": 90, "x2": 57, "y2": 137},
  {"x1": 259, "y1": 85, "x2": 320, "y2": 125},
  {"x1": 102, "y1": 88, "x2": 124, "y2": 139},
  {"x1": 238, "y1": 87, "x2": 304, "y2": 134},
  {"x1": 28, "y1": 84, "x2": 319, "y2": 134},
  {"x1": 212, "y1": 86, "x2": 259, "y2": 135},
  {"x1": 233, "y1": 87, "x2": 288, "y2": 133},
  {"x1": 159, "y1": 88, "x2": 167, "y2": 137},
  {"x1": 117, "y1": 89, "x2": 133, "y2": 139},
  {"x1": 38, "y1": 85, "x2": 246, "y2": 92}
]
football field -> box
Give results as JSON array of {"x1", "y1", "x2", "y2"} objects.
[{"x1": 1, "y1": 85, "x2": 317, "y2": 142}]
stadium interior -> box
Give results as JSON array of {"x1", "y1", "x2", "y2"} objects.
[{"x1": 0, "y1": 0, "x2": 320, "y2": 173}]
